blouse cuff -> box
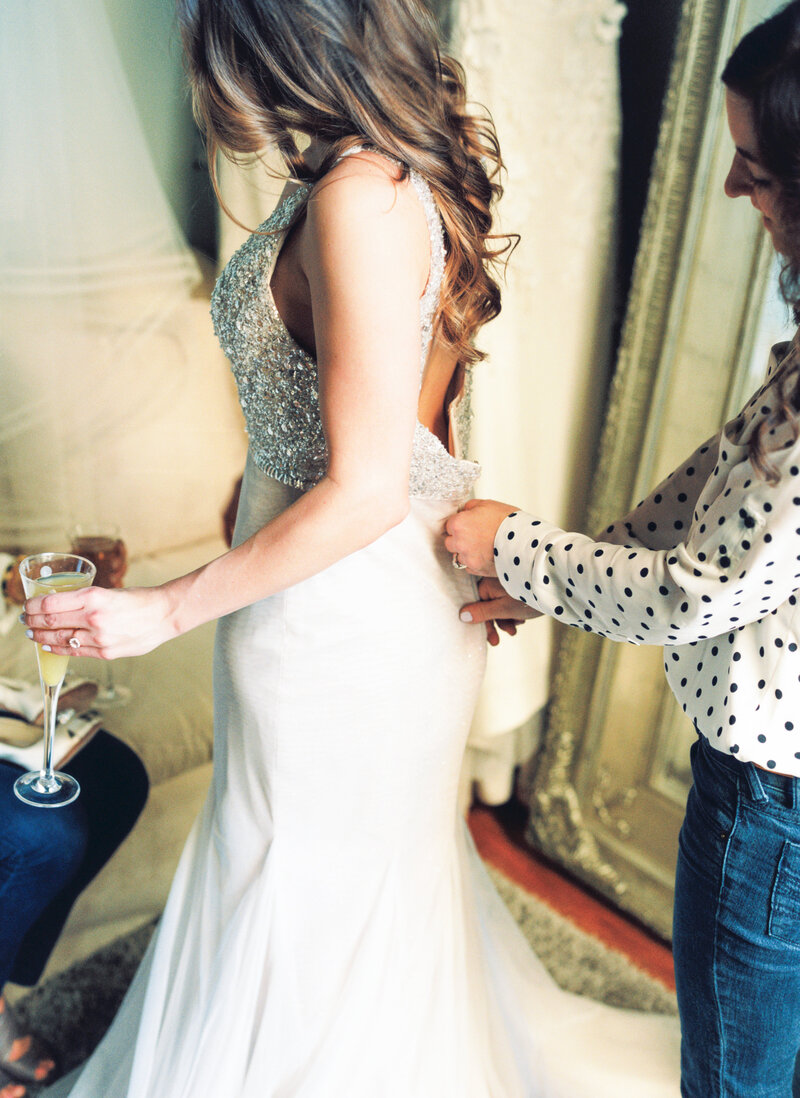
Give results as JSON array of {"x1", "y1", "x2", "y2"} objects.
[{"x1": 494, "y1": 512, "x2": 562, "y2": 610}]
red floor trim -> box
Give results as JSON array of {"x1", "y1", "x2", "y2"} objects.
[{"x1": 468, "y1": 804, "x2": 676, "y2": 991}]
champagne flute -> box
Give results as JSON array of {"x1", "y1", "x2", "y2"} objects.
[
  {"x1": 68, "y1": 525, "x2": 131, "y2": 707},
  {"x1": 16, "y1": 553, "x2": 96, "y2": 808}
]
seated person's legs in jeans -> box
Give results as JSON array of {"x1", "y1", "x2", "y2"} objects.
[
  {"x1": 6, "y1": 731, "x2": 149, "y2": 985},
  {"x1": 0, "y1": 774, "x2": 86, "y2": 989},
  {"x1": 0, "y1": 731, "x2": 148, "y2": 1093}
]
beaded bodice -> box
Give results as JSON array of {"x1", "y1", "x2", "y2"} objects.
[{"x1": 211, "y1": 165, "x2": 480, "y2": 501}]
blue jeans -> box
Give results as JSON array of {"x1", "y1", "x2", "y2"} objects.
[
  {"x1": 0, "y1": 731, "x2": 148, "y2": 987},
  {"x1": 674, "y1": 734, "x2": 800, "y2": 1097}
]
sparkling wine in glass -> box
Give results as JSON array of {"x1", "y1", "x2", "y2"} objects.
[
  {"x1": 69, "y1": 526, "x2": 131, "y2": 708},
  {"x1": 16, "y1": 553, "x2": 96, "y2": 808}
]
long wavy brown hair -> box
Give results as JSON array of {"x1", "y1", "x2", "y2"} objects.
[
  {"x1": 723, "y1": 0, "x2": 800, "y2": 481},
  {"x1": 177, "y1": 0, "x2": 514, "y2": 369}
]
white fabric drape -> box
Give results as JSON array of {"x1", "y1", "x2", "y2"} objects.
[
  {"x1": 0, "y1": 0, "x2": 246, "y2": 557},
  {"x1": 454, "y1": 0, "x2": 627, "y2": 803}
]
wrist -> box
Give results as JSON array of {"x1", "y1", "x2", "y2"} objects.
[
  {"x1": 159, "y1": 573, "x2": 202, "y2": 641},
  {"x1": 493, "y1": 511, "x2": 521, "y2": 565}
]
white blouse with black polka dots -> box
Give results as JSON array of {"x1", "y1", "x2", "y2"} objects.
[{"x1": 495, "y1": 335, "x2": 800, "y2": 775}]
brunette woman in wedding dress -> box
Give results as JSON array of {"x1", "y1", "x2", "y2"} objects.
[{"x1": 28, "y1": 1, "x2": 679, "y2": 1094}]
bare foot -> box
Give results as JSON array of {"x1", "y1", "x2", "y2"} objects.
[
  {"x1": 6, "y1": 1037, "x2": 30, "y2": 1064},
  {"x1": 5, "y1": 1037, "x2": 53, "y2": 1081},
  {"x1": 35, "y1": 1058, "x2": 56, "y2": 1081},
  {"x1": 0, "y1": 1000, "x2": 25, "y2": 1095},
  {"x1": 0, "y1": 1082, "x2": 25, "y2": 1098},
  {"x1": 0, "y1": 1000, "x2": 55, "y2": 1082}
]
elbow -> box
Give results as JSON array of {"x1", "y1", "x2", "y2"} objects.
[
  {"x1": 343, "y1": 483, "x2": 409, "y2": 542},
  {"x1": 324, "y1": 470, "x2": 410, "y2": 541},
  {"x1": 373, "y1": 494, "x2": 410, "y2": 535}
]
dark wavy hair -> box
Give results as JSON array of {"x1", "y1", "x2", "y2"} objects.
[
  {"x1": 723, "y1": 0, "x2": 800, "y2": 480},
  {"x1": 177, "y1": 0, "x2": 514, "y2": 369}
]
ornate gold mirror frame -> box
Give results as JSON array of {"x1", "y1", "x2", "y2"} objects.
[{"x1": 526, "y1": 0, "x2": 783, "y2": 939}]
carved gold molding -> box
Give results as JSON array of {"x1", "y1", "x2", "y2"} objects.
[{"x1": 526, "y1": 0, "x2": 777, "y2": 937}]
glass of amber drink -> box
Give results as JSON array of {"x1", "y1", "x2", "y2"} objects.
[{"x1": 69, "y1": 526, "x2": 130, "y2": 707}]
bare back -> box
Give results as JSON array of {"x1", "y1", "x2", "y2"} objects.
[{"x1": 269, "y1": 151, "x2": 462, "y2": 455}]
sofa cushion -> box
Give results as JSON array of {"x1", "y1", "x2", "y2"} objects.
[{"x1": 0, "y1": 293, "x2": 247, "y2": 558}]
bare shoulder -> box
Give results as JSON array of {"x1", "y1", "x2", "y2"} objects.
[
  {"x1": 311, "y1": 150, "x2": 420, "y2": 213},
  {"x1": 303, "y1": 151, "x2": 429, "y2": 278}
]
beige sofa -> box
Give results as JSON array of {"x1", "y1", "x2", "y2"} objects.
[{"x1": 2, "y1": 290, "x2": 248, "y2": 986}]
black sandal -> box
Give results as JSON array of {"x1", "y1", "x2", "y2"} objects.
[{"x1": 0, "y1": 1000, "x2": 56, "y2": 1087}]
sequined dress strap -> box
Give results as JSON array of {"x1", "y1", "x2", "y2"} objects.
[{"x1": 211, "y1": 160, "x2": 480, "y2": 501}]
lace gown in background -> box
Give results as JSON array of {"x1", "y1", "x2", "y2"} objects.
[{"x1": 52, "y1": 168, "x2": 680, "y2": 1097}]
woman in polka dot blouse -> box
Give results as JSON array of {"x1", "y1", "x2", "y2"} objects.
[{"x1": 447, "y1": 3, "x2": 800, "y2": 1095}]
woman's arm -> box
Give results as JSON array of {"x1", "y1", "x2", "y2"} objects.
[
  {"x1": 601, "y1": 430, "x2": 720, "y2": 550},
  {"x1": 448, "y1": 416, "x2": 800, "y2": 646},
  {"x1": 24, "y1": 163, "x2": 430, "y2": 659},
  {"x1": 489, "y1": 430, "x2": 800, "y2": 646},
  {"x1": 452, "y1": 430, "x2": 720, "y2": 628}
]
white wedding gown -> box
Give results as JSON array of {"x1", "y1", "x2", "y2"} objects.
[{"x1": 52, "y1": 166, "x2": 680, "y2": 1097}]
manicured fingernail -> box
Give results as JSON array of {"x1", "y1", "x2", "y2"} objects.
[
  {"x1": 41, "y1": 645, "x2": 52, "y2": 652},
  {"x1": 25, "y1": 629, "x2": 33, "y2": 639},
  {"x1": 18, "y1": 613, "x2": 26, "y2": 624},
  {"x1": 460, "y1": 611, "x2": 473, "y2": 622}
]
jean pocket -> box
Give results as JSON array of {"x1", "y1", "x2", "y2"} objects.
[{"x1": 769, "y1": 841, "x2": 800, "y2": 946}]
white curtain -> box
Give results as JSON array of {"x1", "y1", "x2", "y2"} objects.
[
  {"x1": 0, "y1": 0, "x2": 246, "y2": 557},
  {"x1": 454, "y1": 0, "x2": 627, "y2": 803}
]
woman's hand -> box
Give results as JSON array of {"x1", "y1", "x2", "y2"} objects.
[
  {"x1": 444, "y1": 499, "x2": 517, "y2": 576},
  {"x1": 461, "y1": 577, "x2": 542, "y2": 646},
  {"x1": 22, "y1": 584, "x2": 176, "y2": 661}
]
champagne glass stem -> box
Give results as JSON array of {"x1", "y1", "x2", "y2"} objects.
[
  {"x1": 94, "y1": 656, "x2": 131, "y2": 708},
  {"x1": 40, "y1": 680, "x2": 63, "y2": 789}
]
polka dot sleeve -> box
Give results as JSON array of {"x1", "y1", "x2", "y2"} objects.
[
  {"x1": 602, "y1": 432, "x2": 720, "y2": 550},
  {"x1": 494, "y1": 422, "x2": 800, "y2": 647}
]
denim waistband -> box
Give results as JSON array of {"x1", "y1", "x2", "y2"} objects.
[{"x1": 699, "y1": 734, "x2": 800, "y2": 808}]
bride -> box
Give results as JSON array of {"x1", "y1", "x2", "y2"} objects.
[{"x1": 27, "y1": 0, "x2": 679, "y2": 1093}]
